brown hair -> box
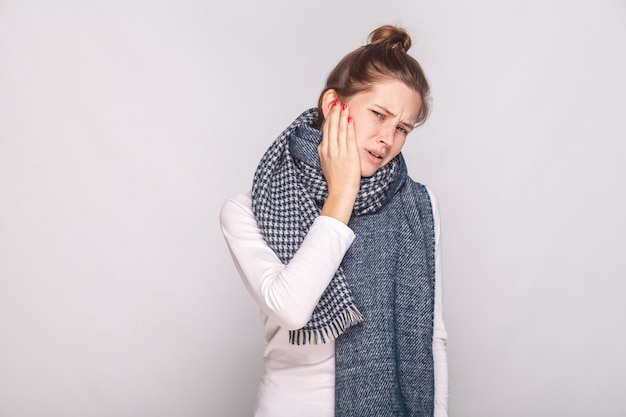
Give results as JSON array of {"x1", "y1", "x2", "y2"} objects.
[{"x1": 316, "y1": 25, "x2": 430, "y2": 128}]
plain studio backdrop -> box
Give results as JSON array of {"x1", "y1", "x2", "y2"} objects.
[{"x1": 1, "y1": 0, "x2": 625, "y2": 416}]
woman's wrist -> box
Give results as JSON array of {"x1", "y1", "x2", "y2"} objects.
[{"x1": 320, "y1": 190, "x2": 358, "y2": 224}]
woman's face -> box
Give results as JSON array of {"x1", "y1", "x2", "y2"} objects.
[{"x1": 346, "y1": 80, "x2": 422, "y2": 177}]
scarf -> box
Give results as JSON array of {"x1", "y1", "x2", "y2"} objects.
[{"x1": 252, "y1": 109, "x2": 436, "y2": 416}]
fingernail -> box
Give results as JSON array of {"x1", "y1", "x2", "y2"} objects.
[
  {"x1": 348, "y1": 116, "x2": 352, "y2": 123},
  {"x1": 342, "y1": 103, "x2": 348, "y2": 110},
  {"x1": 332, "y1": 100, "x2": 338, "y2": 107}
]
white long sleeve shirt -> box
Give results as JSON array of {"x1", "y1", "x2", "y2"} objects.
[{"x1": 220, "y1": 190, "x2": 448, "y2": 417}]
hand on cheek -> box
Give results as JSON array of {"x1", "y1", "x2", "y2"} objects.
[{"x1": 318, "y1": 100, "x2": 361, "y2": 224}]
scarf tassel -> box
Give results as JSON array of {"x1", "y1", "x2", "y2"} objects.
[{"x1": 289, "y1": 306, "x2": 364, "y2": 345}]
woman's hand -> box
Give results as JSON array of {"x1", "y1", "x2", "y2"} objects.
[{"x1": 318, "y1": 100, "x2": 361, "y2": 225}]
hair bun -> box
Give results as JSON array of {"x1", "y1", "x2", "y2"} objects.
[{"x1": 368, "y1": 25, "x2": 412, "y2": 52}]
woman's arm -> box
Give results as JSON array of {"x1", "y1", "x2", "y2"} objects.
[
  {"x1": 220, "y1": 101, "x2": 360, "y2": 330},
  {"x1": 220, "y1": 193, "x2": 355, "y2": 330}
]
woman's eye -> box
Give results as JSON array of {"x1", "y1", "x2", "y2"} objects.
[
  {"x1": 397, "y1": 126, "x2": 408, "y2": 135},
  {"x1": 372, "y1": 110, "x2": 383, "y2": 119}
]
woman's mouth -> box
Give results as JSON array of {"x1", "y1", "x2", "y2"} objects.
[{"x1": 366, "y1": 150, "x2": 385, "y2": 163}]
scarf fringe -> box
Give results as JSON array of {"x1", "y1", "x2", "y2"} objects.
[{"x1": 289, "y1": 307, "x2": 364, "y2": 345}]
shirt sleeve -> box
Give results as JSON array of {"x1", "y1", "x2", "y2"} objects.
[
  {"x1": 428, "y1": 187, "x2": 449, "y2": 417},
  {"x1": 219, "y1": 192, "x2": 356, "y2": 330}
]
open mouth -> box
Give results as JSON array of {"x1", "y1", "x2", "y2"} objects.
[{"x1": 368, "y1": 150, "x2": 383, "y2": 159}]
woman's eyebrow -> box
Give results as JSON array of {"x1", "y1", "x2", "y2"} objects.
[{"x1": 373, "y1": 104, "x2": 395, "y2": 117}]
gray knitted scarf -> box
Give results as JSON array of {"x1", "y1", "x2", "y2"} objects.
[{"x1": 252, "y1": 109, "x2": 436, "y2": 416}]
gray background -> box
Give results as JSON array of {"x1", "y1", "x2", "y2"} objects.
[{"x1": 1, "y1": 0, "x2": 625, "y2": 416}]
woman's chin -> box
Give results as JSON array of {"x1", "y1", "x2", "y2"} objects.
[
  {"x1": 360, "y1": 169, "x2": 378, "y2": 178},
  {"x1": 360, "y1": 162, "x2": 385, "y2": 178}
]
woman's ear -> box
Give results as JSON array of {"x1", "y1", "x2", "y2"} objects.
[{"x1": 320, "y1": 89, "x2": 338, "y2": 119}]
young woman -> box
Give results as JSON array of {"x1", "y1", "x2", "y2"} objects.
[{"x1": 220, "y1": 25, "x2": 448, "y2": 417}]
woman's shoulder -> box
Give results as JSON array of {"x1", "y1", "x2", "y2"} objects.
[
  {"x1": 223, "y1": 191, "x2": 252, "y2": 207},
  {"x1": 404, "y1": 178, "x2": 437, "y2": 203},
  {"x1": 402, "y1": 179, "x2": 441, "y2": 223},
  {"x1": 220, "y1": 191, "x2": 253, "y2": 226}
]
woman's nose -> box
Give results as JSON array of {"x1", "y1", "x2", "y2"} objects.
[{"x1": 378, "y1": 125, "x2": 396, "y2": 146}]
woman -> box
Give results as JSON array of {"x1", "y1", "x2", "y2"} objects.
[{"x1": 220, "y1": 25, "x2": 448, "y2": 417}]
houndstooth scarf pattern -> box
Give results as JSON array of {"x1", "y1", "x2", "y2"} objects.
[{"x1": 252, "y1": 108, "x2": 401, "y2": 344}]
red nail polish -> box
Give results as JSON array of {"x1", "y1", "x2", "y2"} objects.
[
  {"x1": 332, "y1": 100, "x2": 338, "y2": 107},
  {"x1": 342, "y1": 103, "x2": 348, "y2": 110},
  {"x1": 348, "y1": 116, "x2": 352, "y2": 123}
]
